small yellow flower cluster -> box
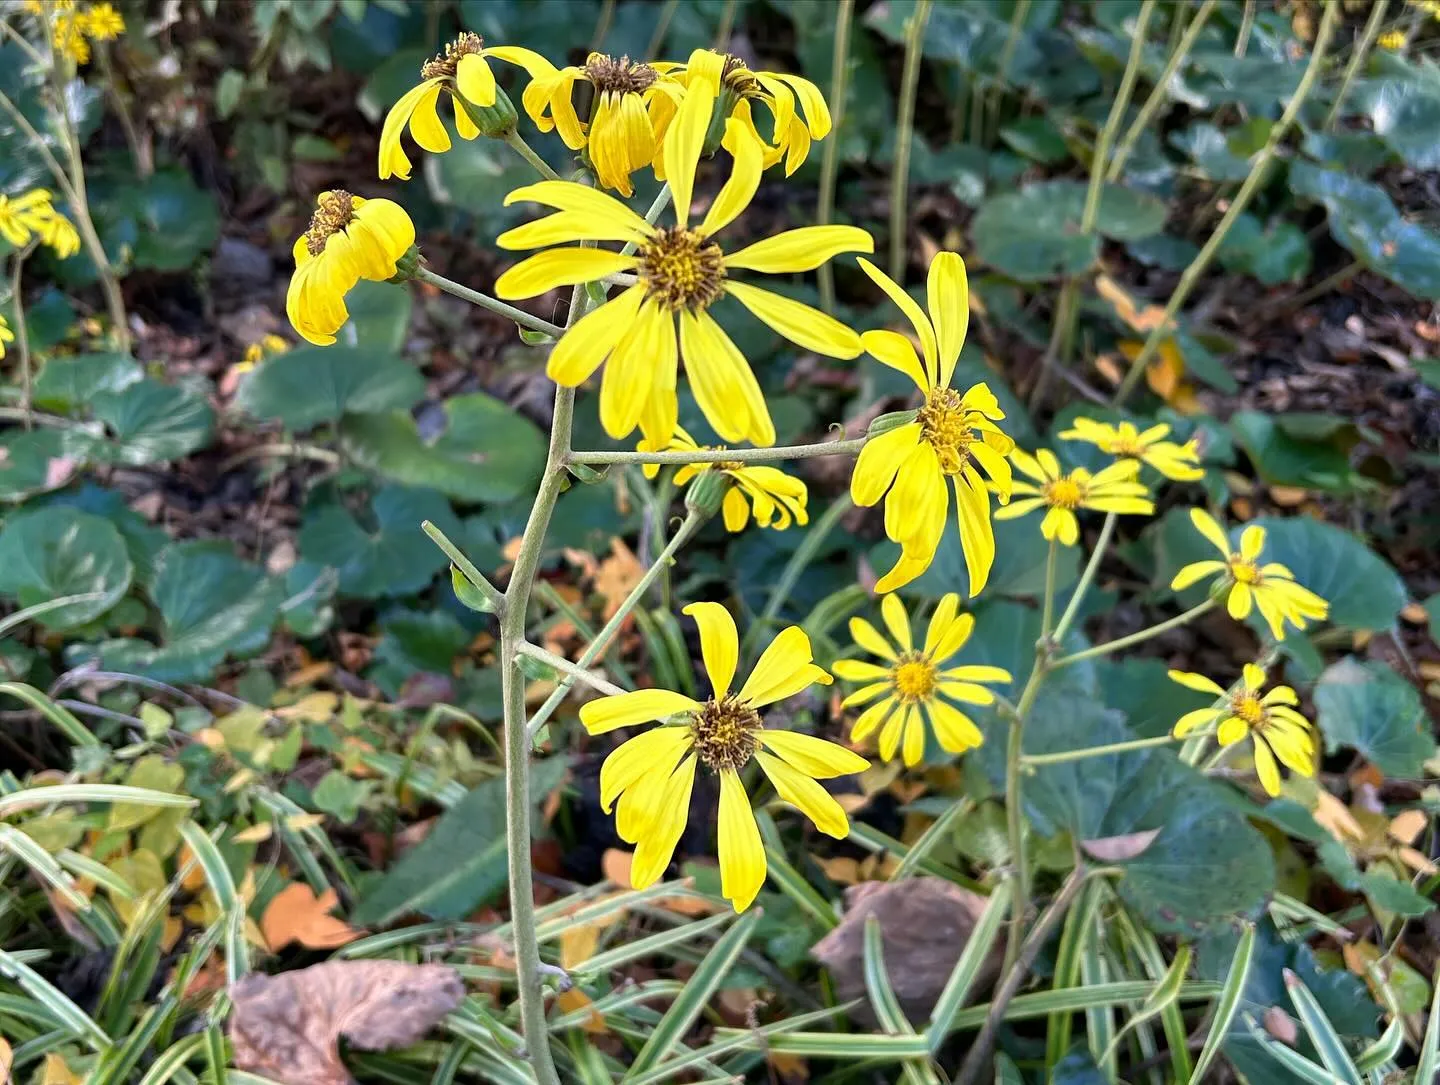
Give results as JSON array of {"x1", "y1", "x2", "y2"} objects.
[
  {"x1": 0, "y1": 188, "x2": 81, "y2": 259},
  {"x1": 26, "y1": 0, "x2": 125, "y2": 65},
  {"x1": 237, "y1": 334, "x2": 290, "y2": 373},
  {"x1": 1376, "y1": 30, "x2": 1407, "y2": 50},
  {"x1": 0, "y1": 315, "x2": 14, "y2": 360}
]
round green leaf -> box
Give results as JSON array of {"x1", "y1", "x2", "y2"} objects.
[
  {"x1": 93, "y1": 379, "x2": 214, "y2": 465},
  {"x1": 1358, "y1": 79, "x2": 1440, "y2": 171},
  {"x1": 236, "y1": 345, "x2": 426, "y2": 431},
  {"x1": 0, "y1": 507, "x2": 133, "y2": 630},
  {"x1": 1315, "y1": 657, "x2": 1434, "y2": 778},
  {"x1": 1230, "y1": 410, "x2": 1354, "y2": 492},
  {"x1": 101, "y1": 170, "x2": 220, "y2": 271},
  {"x1": 340, "y1": 393, "x2": 546, "y2": 504},
  {"x1": 341, "y1": 279, "x2": 413, "y2": 354},
  {"x1": 32, "y1": 352, "x2": 142, "y2": 413},
  {"x1": 0, "y1": 428, "x2": 98, "y2": 502},
  {"x1": 1247, "y1": 516, "x2": 1406, "y2": 631},
  {"x1": 298, "y1": 485, "x2": 461, "y2": 598}
]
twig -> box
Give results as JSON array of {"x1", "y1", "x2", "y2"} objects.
[
  {"x1": 515, "y1": 641, "x2": 627, "y2": 697},
  {"x1": 422, "y1": 519, "x2": 505, "y2": 615},
  {"x1": 1325, "y1": 0, "x2": 1388, "y2": 130},
  {"x1": 8, "y1": 241, "x2": 38, "y2": 430}
]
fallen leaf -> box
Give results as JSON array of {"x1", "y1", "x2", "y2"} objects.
[
  {"x1": 1269, "y1": 485, "x2": 1309, "y2": 507},
  {"x1": 1401, "y1": 602, "x2": 1430, "y2": 625},
  {"x1": 275, "y1": 692, "x2": 340, "y2": 722},
  {"x1": 1097, "y1": 274, "x2": 1172, "y2": 333},
  {"x1": 229, "y1": 961, "x2": 465, "y2": 1085},
  {"x1": 1262, "y1": 1004, "x2": 1297, "y2": 1044},
  {"x1": 261, "y1": 883, "x2": 361, "y2": 951},
  {"x1": 593, "y1": 538, "x2": 644, "y2": 619},
  {"x1": 602, "y1": 848, "x2": 634, "y2": 888},
  {"x1": 1388, "y1": 809, "x2": 1428, "y2": 846},
  {"x1": 40, "y1": 1053, "x2": 81, "y2": 1085},
  {"x1": 1080, "y1": 829, "x2": 1162, "y2": 862},
  {"x1": 555, "y1": 987, "x2": 607, "y2": 1034},
  {"x1": 0, "y1": 1036, "x2": 11, "y2": 1084},
  {"x1": 768, "y1": 1050, "x2": 810, "y2": 1081},
  {"x1": 810, "y1": 877, "x2": 995, "y2": 1025},
  {"x1": 233, "y1": 823, "x2": 274, "y2": 845}
]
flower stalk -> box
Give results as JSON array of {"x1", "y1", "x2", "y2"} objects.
[
  {"x1": 569, "y1": 436, "x2": 868, "y2": 467},
  {"x1": 415, "y1": 266, "x2": 566, "y2": 338},
  {"x1": 888, "y1": 0, "x2": 931, "y2": 281},
  {"x1": 817, "y1": 0, "x2": 854, "y2": 315}
]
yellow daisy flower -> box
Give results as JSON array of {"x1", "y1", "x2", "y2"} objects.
[
  {"x1": 833, "y1": 593, "x2": 1010, "y2": 767},
  {"x1": 1058, "y1": 417, "x2": 1202, "y2": 482},
  {"x1": 995, "y1": 449, "x2": 1154, "y2": 545},
  {"x1": 848, "y1": 253, "x2": 1014, "y2": 596},
  {"x1": 53, "y1": 13, "x2": 90, "y2": 63},
  {"x1": 0, "y1": 315, "x2": 14, "y2": 360},
  {"x1": 515, "y1": 53, "x2": 681, "y2": 196},
  {"x1": 638, "y1": 426, "x2": 808, "y2": 532},
  {"x1": 579, "y1": 602, "x2": 867, "y2": 911},
  {"x1": 80, "y1": 2, "x2": 124, "y2": 39},
  {"x1": 495, "y1": 85, "x2": 871, "y2": 448},
  {"x1": 0, "y1": 190, "x2": 54, "y2": 247},
  {"x1": 1169, "y1": 664, "x2": 1316, "y2": 796},
  {"x1": 1377, "y1": 30, "x2": 1407, "y2": 49},
  {"x1": 378, "y1": 33, "x2": 553, "y2": 181},
  {"x1": 653, "y1": 48, "x2": 830, "y2": 174},
  {"x1": 32, "y1": 207, "x2": 80, "y2": 259},
  {"x1": 1169, "y1": 509, "x2": 1329, "y2": 640},
  {"x1": 286, "y1": 190, "x2": 415, "y2": 346}
]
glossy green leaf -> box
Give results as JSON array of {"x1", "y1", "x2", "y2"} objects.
[
  {"x1": 0, "y1": 428, "x2": 99, "y2": 502},
  {"x1": 1230, "y1": 411, "x2": 1354, "y2": 492},
  {"x1": 0, "y1": 507, "x2": 132, "y2": 630},
  {"x1": 1247, "y1": 516, "x2": 1407, "y2": 632},
  {"x1": 237, "y1": 345, "x2": 425, "y2": 431},
  {"x1": 1314, "y1": 657, "x2": 1434, "y2": 778},
  {"x1": 93, "y1": 379, "x2": 215, "y2": 465},
  {"x1": 298, "y1": 485, "x2": 460, "y2": 598},
  {"x1": 32, "y1": 352, "x2": 143, "y2": 413}
]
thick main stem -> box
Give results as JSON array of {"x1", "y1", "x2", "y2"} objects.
[{"x1": 1002, "y1": 657, "x2": 1047, "y2": 974}]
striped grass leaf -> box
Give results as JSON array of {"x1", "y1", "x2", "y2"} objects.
[
  {"x1": 205, "y1": 1024, "x2": 229, "y2": 1085},
  {"x1": 1285, "y1": 969, "x2": 1363, "y2": 1085},
  {"x1": 337, "y1": 922, "x2": 489, "y2": 959},
  {"x1": 177, "y1": 822, "x2": 248, "y2": 982},
  {"x1": 624, "y1": 908, "x2": 759, "y2": 1078},
  {"x1": 1186, "y1": 922, "x2": 1255, "y2": 1085},
  {"x1": 0, "y1": 825, "x2": 89, "y2": 910},
  {"x1": 1242, "y1": 1013, "x2": 1346, "y2": 1085},
  {"x1": 846, "y1": 821, "x2": 986, "y2": 893},
  {"x1": 1353, "y1": 960, "x2": 1404, "y2": 1073},
  {"x1": 624, "y1": 1004, "x2": 851, "y2": 1085},
  {"x1": 0, "y1": 784, "x2": 195, "y2": 817},
  {"x1": 1046, "y1": 874, "x2": 1106, "y2": 1068},
  {"x1": 56, "y1": 849, "x2": 136, "y2": 900},
  {"x1": 1113, "y1": 905, "x2": 1195, "y2": 1083},
  {"x1": 428, "y1": 1039, "x2": 469, "y2": 1085},
  {"x1": 1100, "y1": 944, "x2": 1192, "y2": 1068},
  {"x1": 0, "y1": 594, "x2": 107, "y2": 639},
  {"x1": 634, "y1": 607, "x2": 695, "y2": 699},
  {"x1": 566, "y1": 1030, "x2": 614, "y2": 1085},
  {"x1": 137, "y1": 1034, "x2": 207, "y2": 1085},
  {"x1": 0, "y1": 682, "x2": 99, "y2": 748},
  {"x1": 550, "y1": 981, "x2": 685, "y2": 1031},
  {"x1": 0, "y1": 948, "x2": 110, "y2": 1049},
  {"x1": 862, "y1": 916, "x2": 940, "y2": 1085},
  {"x1": 226, "y1": 1072, "x2": 289, "y2": 1084},
  {"x1": 96, "y1": 895, "x2": 168, "y2": 1034},
  {"x1": 1416, "y1": 963, "x2": 1440, "y2": 1085},
  {"x1": 755, "y1": 808, "x2": 838, "y2": 928},
  {"x1": 251, "y1": 789, "x2": 356, "y2": 893},
  {"x1": 532, "y1": 880, "x2": 712, "y2": 943},
  {"x1": 925, "y1": 880, "x2": 1011, "y2": 1054},
  {"x1": 442, "y1": 1011, "x2": 538, "y2": 1082},
  {"x1": 0, "y1": 991, "x2": 62, "y2": 1029},
  {"x1": 892, "y1": 797, "x2": 974, "y2": 880},
  {"x1": 579, "y1": 913, "x2": 732, "y2": 976},
  {"x1": 10, "y1": 1028, "x2": 73, "y2": 1066},
  {"x1": 1081, "y1": 925, "x2": 1115, "y2": 1074},
  {"x1": 90, "y1": 997, "x2": 173, "y2": 1085}
]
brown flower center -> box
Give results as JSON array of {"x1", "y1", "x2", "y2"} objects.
[
  {"x1": 305, "y1": 190, "x2": 355, "y2": 256},
  {"x1": 584, "y1": 53, "x2": 658, "y2": 95},
  {"x1": 639, "y1": 226, "x2": 726, "y2": 312},
  {"x1": 1044, "y1": 476, "x2": 1085, "y2": 509},
  {"x1": 1229, "y1": 692, "x2": 1266, "y2": 728},
  {"x1": 689, "y1": 697, "x2": 761, "y2": 772},
  {"x1": 720, "y1": 53, "x2": 761, "y2": 97},
  {"x1": 891, "y1": 654, "x2": 937, "y2": 703},
  {"x1": 918, "y1": 388, "x2": 976, "y2": 476},
  {"x1": 421, "y1": 32, "x2": 484, "y2": 80}
]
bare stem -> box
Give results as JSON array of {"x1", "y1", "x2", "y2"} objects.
[
  {"x1": 415, "y1": 267, "x2": 565, "y2": 337},
  {"x1": 1021, "y1": 734, "x2": 1179, "y2": 768},
  {"x1": 503, "y1": 130, "x2": 562, "y2": 181},
  {"x1": 515, "y1": 641, "x2": 627, "y2": 697},
  {"x1": 1051, "y1": 599, "x2": 1217, "y2": 668},
  {"x1": 816, "y1": 0, "x2": 854, "y2": 315},
  {"x1": 421, "y1": 519, "x2": 505, "y2": 615},
  {"x1": 1052, "y1": 512, "x2": 1116, "y2": 644},
  {"x1": 569, "y1": 435, "x2": 867, "y2": 467},
  {"x1": 888, "y1": 0, "x2": 931, "y2": 281},
  {"x1": 1325, "y1": 0, "x2": 1388, "y2": 130},
  {"x1": 8, "y1": 243, "x2": 37, "y2": 430},
  {"x1": 96, "y1": 44, "x2": 152, "y2": 178},
  {"x1": 1083, "y1": 0, "x2": 1156, "y2": 229},
  {"x1": 986, "y1": 0, "x2": 1031, "y2": 146}
]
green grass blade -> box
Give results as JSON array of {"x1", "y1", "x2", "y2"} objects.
[
  {"x1": 0, "y1": 682, "x2": 99, "y2": 747},
  {"x1": 624, "y1": 1003, "x2": 851, "y2": 1085},
  {"x1": 1114, "y1": 906, "x2": 1195, "y2": 1084},
  {"x1": 178, "y1": 821, "x2": 248, "y2": 982},
  {"x1": 863, "y1": 915, "x2": 940, "y2": 1085},
  {"x1": 1187, "y1": 923, "x2": 1255, "y2": 1084},
  {"x1": 926, "y1": 880, "x2": 1011, "y2": 1054},
  {"x1": 1045, "y1": 873, "x2": 1105, "y2": 1069},
  {"x1": 0, "y1": 948, "x2": 111, "y2": 1049},
  {"x1": 994, "y1": 1052, "x2": 1024, "y2": 1085},
  {"x1": 205, "y1": 1024, "x2": 229, "y2": 1084},
  {"x1": 1081, "y1": 925, "x2": 1115, "y2": 1073},
  {"x1": 1243, "y1": 1014, "x2": 1344, "y2": 1085},
  {"x1": 549, "y1": 981, "x2": 686, "y2": 1031},
  {"x1": 0, "y1": 784, "x2": 195, "y2": 816},
  {"x1": 846, "y1": 821, "x2": 986, "y2": 892},
  {"x1": 579, "y1": 912, "x2": 732, "y2": 975},
  {"x1": 0, "y1": 825, "x2": 89, "y2": 910},
  {"x1": 0, "y1": 594, "x2": 107, "y2": 639},
  {"x1": 138, "y1": 1034, "x2": 208, "y2": 1085},
  {"x1": 1416, "y1": 964, "x2": 1440, "y2": 1085},
  {"x1": 91, "y1": 997, "x2": 173, "y2": 1085},
  {"x1": 1101, "y1": 944, "x2": 1192, "y2": 1069},
  {"x1": 624, "y1": 909, "x2": 759, "y2": 1077},
  {"x1": 1285, "y1": 969, "x2": 1363, "y2": 1085},
  {"x1": 755, "y1": 809, "x2": 838, "y2": 928},
  {"x1": 1353, "y1": 961, "x2": 1404, "y2": 1073},
  {"x1": 893, "y1": 797, "x2": 973, "y2": 880}
]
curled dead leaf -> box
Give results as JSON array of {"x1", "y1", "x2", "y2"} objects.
[
  {"x1": 1263, "y1": 1004, "x2": 1298, "y2": 1045},
  {"x1": 260, "y1": 883, "x2": 361, "y2": 952},
  {"x1": 1079, "y1": 828, "x2": 1162, "y2": 862},
  {"x1": 229, "y1": 961, "x2": 465, "y2": 1085}
]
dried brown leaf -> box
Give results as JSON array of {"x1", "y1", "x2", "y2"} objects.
[
  {"x1": 261, "y1": 883, "x2": 361, "y2": 952},
  {"x1": 229, "y1": 961, "x2": 465, "y2": 1085},
  {"x1": 1080, "y1": 828, "x2": 1162, "y2": 862}
]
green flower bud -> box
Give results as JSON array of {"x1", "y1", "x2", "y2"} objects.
[
  {"x1": 867, "y1": 409, "x2": 920, "y2": 436},
  {"x1": 684, "y1": 468, "x2": 729, "y2": 520},
  {"x1": 387, "y1": 244, "x2": 424, "y2": 283},
  {"x1": 455, "y1": 84, "x2": 519, "y2": 140}
]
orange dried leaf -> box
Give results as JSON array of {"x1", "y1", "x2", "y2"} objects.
[
  {"x1": 768, "y1": 1050, "x2": 810, "y2": 1081},
  {"x1": 40, "y1": 1053, "x2": 81, "y2": 1085},
  {"x1": 555, "y1": 987, "x2": 607, "y2": 1034},
  {"x1": 261, "y1": 883, "x2": 361, "y2": 952},
  {"x1": 1388, "y1": 809, "x2": 1428, "y2": 846},
  {"x1": 594, "y1": 538, "x2": 644, "y2": 619},
  {"x1": 1097, "y1": 274, "x2": 1172, "y2": 333},
  {"x1": 602, "y1": 848, "x2": 634, "y2": 888}
]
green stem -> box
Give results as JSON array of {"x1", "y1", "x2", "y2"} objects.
[
  {"x1": 569, "y1": 435, "x2": 867, "y2": 467},
  {"x1": 1021, "y1": 734, "x2": 1178, "y2": 767},
  {"x1": 1052, "y1": 513, "x2": 1116, "y2": 644},
  {"x1": 1040, "y1": 538, "x2": 1059, "y2": 640},
  {"x1": 816, "y1": 0, "x2": 854, "y2": 316},
  {"x1": 514, "y1": 641, "x2": 627, "y2": 697},
  {"x1": 1107, "y1": 0, "x2": 1218, "y2": 182},
  {"x1": 8, "y1": 243, "x2": 36, "y2": 430},
  {"x1": 888, "y1": 0, "x2": 931, "y2": 281},
  {"x1": 986, "y1": 0, "x2": 1031, "y2": 147},
  {"x1": 742, "y1": 495, "x2": 852, "y2": 661},
  {"x1": 1051, "y1": 599, "x2": 1216, "y2": 668},
  {"x1": 1267, "y1": 258, "x2": 1361, "y2": 317},
  {"x1": 1234, "y1": 0, "x2": 1256, "y2": 56},
  {"x1": 503, "y1": 130, "x2": 562, "y2": 181},
  {"x1": 623, "y1": 184, "x2": 672, "y2": 257},
  {"x1": 644, "y1": 0, "x2": 679, "y2": 60},
  {"x1": 525, "y1": 510, "x2": 706, "y2": 741},
  {"x1": 96, "y1": 43, "x2": 151, "y2": 178},
  {"x1": 714, "y1": 0, "x2": 738, "y2": 46},
  {"x1": 1083, "y1": 0, "x2": 1156, "y2": 229},
  {"x1": 1003, "y1": 656, "x2": 1050, "y2": 977},
  {"x1": 415, "y1": 267, "x2": 565, "y2": 337},
  {"x1": 422, "y1": 519, "x2": 505, "y2": 615},
  {"x1": 1113, "y1": 0, "x2": 1340, "y2": 405},
  {"x1": 1325, "y1": 0, "x2": 1387, "y2": 130}
]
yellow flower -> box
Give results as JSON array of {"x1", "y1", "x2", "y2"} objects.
[
  {"x1": 378, "y1": 33, "x2": 552, "y2": 180},
  {"x1": 1169, "y1": 664, "x2": 1315, "y2": 796},
  {"x1": 53, "y1": 13, "x2": 90, "y2": 63},
  {"x1": 849, "y1": 253, "x2": 1014, "y2": 595},
  {"x1": 1169, "y1": 509, "x2": 1329, "y2": 640},
  {"x1": 237, "y1": 334, "x2": 288, "y2": 373},
  {"x1": 33, "y1": 208, "x2": 80, "y2": 259},
  {"x1": 0, "y1": 190, "x2": 53, "y2": 247},
  {"x1": 80, "y1": 2, "x2": 124, "y2": 39},
  {"x1": 638, "y1": 426, "x2": 808, "y2": 532},
  {"x1": 495, "y1": 86, "x2": 871, "y2": 448},
  {"x1": 579, "y1": 602, "x2": 867, "y2": 911},
  {"x1": 515, "y1": 53, "x2": 681, "y2": 196},
  {"x1": 833, "y1": 593, "x2": 1010, "y2": 767},
  {"x1": 653, "y1": 48, "x2": 830, "y2": 174},
  {"x1": 286, "y1": 190, "x2": 415, "y2": 346},
  {"x1": 1058, "y1": 417, "x2": 1202, "y2": 481},
  {"x1": 1376, "y1": 29, "x2": 1407, "y2": 49},
  {"x1": 995, "y1": 449, "x2": 1153, "y2": 545},
  {"x1": 0, "y1": 315, "x2": 13, "y2": 360}
]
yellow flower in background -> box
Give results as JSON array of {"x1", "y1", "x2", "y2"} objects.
[
  {"x1": 1170, "y1": 509, "x2": 1329, "y2": 639},
  {"x1": 1169, "y1": 664, "x2": 1315, "y2": 796},
  {"x1": 53, "y1": 12, "x2": 90, "y2": 63},
  {"x1": 653, "y1": 48, "x2": 830, "y2": 174},
  {"x1": 0, "y1": 189, "x2": 80, "y2": 258},
  {"x1": 1058, "y1": 417, "x2": 1202, "y2": 482},
  {"x1": 0, "y1": 315, "x2": 14, "y2": 360},
  {"x1": 33, "y1": 208, "x2": 80, "y2": 258},
  {"x1": 834, "y1": 593, "x2": 1010, "y2": 767},
  {"x1": 849, "y1": 253, "x2": 1014, "y2": 596},
  {"x1": 286, "y1": 190, "x2": 415, "y2": 346},
  {"x1": 995, "y1": 450, "x2": 1153, "y2": 545},
  {"x1": 638, "y1": 427, "x2": 809, "y2": 532},
  {"x1": 1376, "y1": 29, "x2": 1407, "y2": 49},
  {"x1": 80, "y1": 2, "x2": 124, "y2": 39},
  {"x1": 516, "y1": 53, "x2": 681, "y2": 196},
  {"x1": 580, "y1": 602, "x2": 866, "y2": 911},
  {"x1": 237, "y1": 334, "x2": 289, "y2": 372},
  {"x1": 496, "y1": 84, "x2": 871, "y2": 448},
  {"x1": 378, "y1": 33, "x2": 553, "y2": 180}
]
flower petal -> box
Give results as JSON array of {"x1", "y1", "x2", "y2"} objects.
[
  {"x1": 922, "y1": 593, "x2": 960, "y2": 657},
  {"x1": 546, "y1": 284, "x2": 645, "y2": 387},
  {"x1": 880, "y1": 593, "x2": 912, "y2": 653},
  {"x1": 860, "y1": 329, "x2": 930, "y2": 393},
  {"x1": 455, "y1": 53, "x2": 496, "y2": 106},
  {"x1": 700, "y1": 117, "x2": 763, "y2": 236},
  {"x1": 927, "y1": 252, "x2": 968, "y2": 388},
  {"x1": 718, "y1": 769, "x2": 766, "y2": 911},
  {"x1": 760, "y1": 729, "x2": 869, "y2": 778},
  {"x1": 1189, "y1": 508, "x2": 1231, "y2": 557},
  {"x1": 832, "y1": 659, "x2": 891, "y2": 682},
  {"x1": 494, "y1": 248, "x2": 637, "y2": 298},
  {"x1": 600, "y1": 298, "x2": 672, "y2": 438},
  {"x1": 682, "y1": 601, "x2": 739, "y2": 700},
  {"x1": 725, "y1": 225, "x2": 875, "y2": 273},
  {"x1": 857, "y1": 256, "x2": 937, "y2": 383},
  {"x1": 600, "y1": 727, "x2": 694, "y2": 812},
  {"x1": 927, "y1": 699, "x2": 983, "y2": 753},
  {"x1": 579, "y1": 688, "x2": 700, "y2": 734},
  {"x1": 726, "y1": 281, "x2": 862, "y2": 359},
  {"x1": 1170, "y1": 559, "x2": 1226, "y2": 591},
  {"x1": 681, "y1": 310, "x2": 774, "y2": 446},
  {"x1": 850, "y1": 421, "x2": 922, "y2": 507},
  {"x1": 630, "y1": 755, "x2": 696, "y2": 888},
  {"x1": 849, "y1": 617, "x2": 897, "y2": 662},
  {"x1": 1167, "y1": 669, "x2": 1225, "y2": 696},
  {"x1": 504, "y1": 181, "x2": 652, "y2": 235},
  {"x1": 664, "y1": 75, "x2": 713, "y2": 227},
  {"x1": 738, "y1": 626, "x2": 830, "y2": 707},
  {"x1": 757, "y1": 750, "x2": 850, "y2": 837}
]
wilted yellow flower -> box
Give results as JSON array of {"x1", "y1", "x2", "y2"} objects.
[
  {"x1": 496, "y1": 85, "x2": 870, "y2": 448},
  {"x1": 237, "y1": 334, "x2": 289, "y2": 372},
  {"x1": 654, "y1": 48, "x2": 830, "y2": 174},
  {"x1": 0, "y1": 316, "x2": 13, "y2": 360},
  {"x1": 638, "y1": 427, "x2": 808, "y2": 532},
  {"x1": 834, "y1": 593, "x2": 1010, "y2": 767},
  {"x1": 580, "y1": 602, "x2": 866, "y2": 911},
  {"x1": 995, "y1": 450, "x2": 1153, "y2": 545},
  {"x1": 515, "y1": 53, "x2": 680, "y2": 196},
  {"x1": 53, "y1": 12, "x2": 90, "y2": 63},
  {"x1": 378, "y1": 33, "x2": 552, "y2": 180},
  {"x1": 1376, "y1": 29, "x2": 1407, "y2": 49},
  {"x1": 1058, "y1": 417, "x2": 1202, "y2": 481},
  {"x1": 81, "y1": 2, "x2": 124, "y2": 39},
  {"x1": 1170, "y1": 664, "x2": 1315, "y2": 796},
  {"x1": 1170, "y1": 509, "x2": 1328, "y2": 639},
  {"x1": 850, "y1": 253, "x2": 1013, "y2": 595},
  {"x1": 33, "y1": 208, "x2": 80, "y2": 259},
  {"x1": 286, "y1": 190, "x2": 415, "y2": 346}
]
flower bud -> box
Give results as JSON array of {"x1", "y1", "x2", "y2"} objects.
[
  {"x1": 455, "y1": 84, "x2": 519, "y2": 140},
  {"x1": 867, "y1": 409, "x2": 919, "y2": 436},
  {"x1": 387, "y1": 244, "x2": 424, "y2": 283},
  {"x1": 684, "y1": 468, "x2": 729, "y2": 520}
]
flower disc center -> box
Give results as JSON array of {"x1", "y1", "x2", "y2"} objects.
[
  {"x1": 639, "y1": 227, "x2": 726, "y2": 312},
  {"x1": 892, "y1": 654, "x2": 937, "y2": 702},
  {"x1": 918, "y1": 389, "x2": 976, "y2": 476},
  {"x1": 584, "y1": 53, "x2": 658, "y2": 94},
  {"x1": 421, "y1": 32, "x2": 484, "y2": 80},
  {"x1": 1229, "y1": 557, "x2": 1260, "y2": 584},
  {"x1": 305, "y1": 190, "x2": 356, "y2": 256},
  {"x1": 1043, "y1": 476, "x2": 1085, "y2": 509},
  {"x1": 1229, "y1": 692, "x2": 1265, "y2": 728},
  {"x1": 720, "y1": 53, "x2": 761, "y2": 97},
  {"x1": 690, "y1": 697, "x2": 761, "y2": 772}
]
